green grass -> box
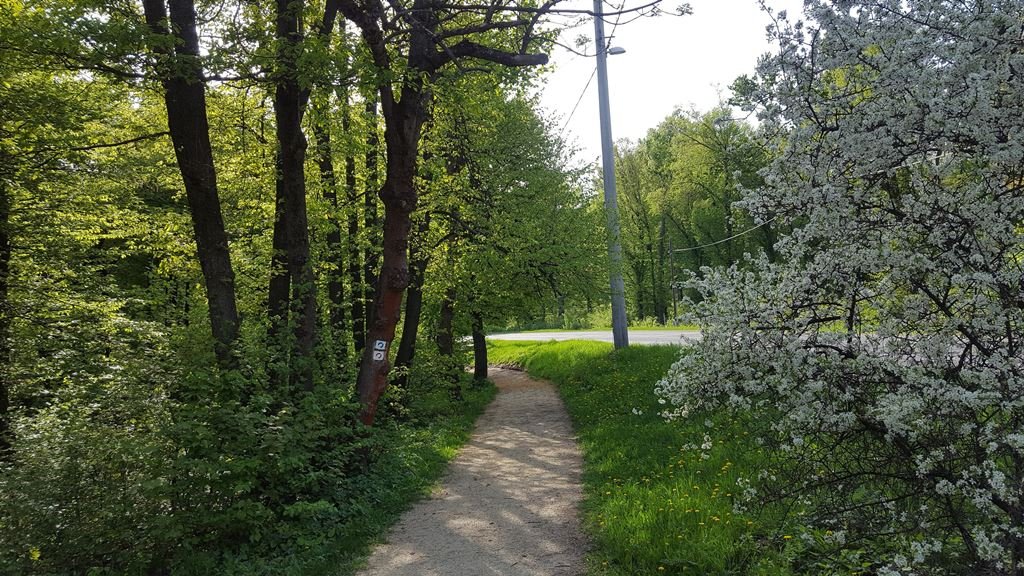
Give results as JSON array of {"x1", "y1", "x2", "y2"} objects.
[
  {"x1": 489, "y1": 325, "x2": 701, "y2": 334},
  {"x1": 489, "y1": 340, "x2": 791, "y2": 576}
]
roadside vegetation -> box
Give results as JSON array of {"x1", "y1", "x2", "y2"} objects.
[
  {"x1": 1, "y1": 364, "x2": 493, "y2": 575},
  {"x1": 488, "y1": 340, "x2": 796, "y2": 575}
]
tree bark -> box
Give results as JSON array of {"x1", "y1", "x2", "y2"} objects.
[
  {"x1": 393, "y1": 212, "x2": 430, "y2": 389},
  {"x1": 0, "y1": 182, "x2": 11, "y2": 455},
  {"x1": 655, "y1": 214, "x2": 668, "y2": 324},
  {"x1": 312, "y1": 102, "x2": 347, "y2": 355},
  {"x1": 471, "y1": 309, "x2": 487, "y2": 382},
  {"x1": 355, "y1": 176, "x2": 416, "y2": 424},
  {"x1": 273, "y1": 0, "x2": 318, "y2": 391},
  {"x1": 354, "y1": 92, "x2": 417, "y2": 426},
  {"x1": 340, "y1": 0, "x2": 548, "y2": 424},
  {"x1": 436, "y1": 286, "x2": 461, "y2": 398},
  {"x1": 436, "y1": 287, "x2": 456, "y2": 358},
  {"x1": 268, "y1": 2, "x2": 339, "y2": 358},
  {"x1": 142, "y1": 0, "x2": 240, "y2": 370}
]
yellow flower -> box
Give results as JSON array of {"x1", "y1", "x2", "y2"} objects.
[{"x1": 29, "y1": 547, "x2": 41, "y2": 561}]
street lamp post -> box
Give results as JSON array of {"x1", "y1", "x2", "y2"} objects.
[{"x1": 593, "y1": 0, "x2": 629, "y2": 349}]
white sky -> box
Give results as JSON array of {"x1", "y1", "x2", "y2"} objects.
[{"x1": 536, "y1": 0, "x2": 805, "y2": 163}]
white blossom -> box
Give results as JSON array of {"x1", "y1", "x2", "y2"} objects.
[{"x1": 657, "y1": 0, "x2": 1024, "y2": 571}]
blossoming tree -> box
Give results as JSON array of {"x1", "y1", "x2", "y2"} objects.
[{"x1": 657, "y1": 1, "x2": 1024, "y2": 573}]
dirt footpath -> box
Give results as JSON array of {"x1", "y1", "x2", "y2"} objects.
[{"x1": 355, "y1": 368, "x2": 588, "y2": 576}]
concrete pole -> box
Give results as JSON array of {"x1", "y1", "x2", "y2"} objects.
[{"x1": 593, "y1": 0, "x2": 629, "y2": 349}]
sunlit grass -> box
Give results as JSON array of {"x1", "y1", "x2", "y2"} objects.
[
  {"x1": 489, "y1": 340, "x2": 792, "y2": 575},
  {"x1": 489, "y1": 325, "x2": 701, "y2": 334}
]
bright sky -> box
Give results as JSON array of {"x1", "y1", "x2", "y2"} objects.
[{"x1": 537, "y1": 0, "x2": 805, "y2": 164}]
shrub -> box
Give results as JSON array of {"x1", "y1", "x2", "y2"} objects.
[{"x1": 658, "y1": 2, "x2": 1024, "y2": 573}]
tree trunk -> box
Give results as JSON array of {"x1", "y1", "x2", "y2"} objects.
[
  {"x1": 392, "y1": 212, "x2": 430, "y2": 389},
  {"x1": 268, "y1": 2, "x2": 339, "y2": 355},
  {"x1": 436, "y1": 287, "x2": 461, "y2": 398},
  {"x1": 655, "y1": 215, "x2": 668, "y2": 324},
  {"x1": 0, "y1": 182, "x2": 11, "y2": 455},
  {"x1": 436, "y1": 287, "x2": 456, "y2": 357},
  {"x1": 355, "y1": 190, "x2": 414, "y2": 424},
  {"x1": 354, "y1": 86, "x2": 429, "y2": 423},
  {"x1": 471, "y1": 309, "x2": 487, "y2": 383},
  {"x1": 346, "y1": 0, "x2": 547, "y2": 424},
  {"x1": 142, "y1": 0, "x2": 240, "y2": 370},
  {"x1": 649, "y1": 244, "x2": 660, "y2": 325},
  {"x1": 273, "y1": 0, "x2": 317, "y2": 391},
  {"x1": 312, "y1": 102, "x2": 346, "y2": 356}
]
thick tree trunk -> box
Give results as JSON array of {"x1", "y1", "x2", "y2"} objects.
[
  {"x1": 355, "y1": 196, "x2": 413, "y2": 424},
  {"x1": 355, "y1": 93, "x2": 427, "y2": 424},
  {"x1": 273, "y1": 0, "x2": 317, "y2": 391},
  {"x1": 0, "y1": 182, "x2": 11, "y2": 454},
  {"x1": 392, "y1": 212, "x2": 430, "y2": 389},
  {"x1": 142, "y1": 0, "x2": 240, "y2": 370},
  {"x1": 347, "y1": 0, "x2": 547, "y2": 423},
  {"x1": 471, "y1": 309, "x2": 487, "y2": 382},
  {"x1": 269, "y1": 2, "x2": 339, "y2": 353},
  {"x1": 312, "y1": 104, "x2": 347, "y2": 354}
]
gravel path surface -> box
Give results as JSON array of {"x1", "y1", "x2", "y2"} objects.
[{"x1": 355, "y1": 368, "x2": 588, "y2": 576}]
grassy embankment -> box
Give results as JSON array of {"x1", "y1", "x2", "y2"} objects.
[{"x1": 488, "y1": 339, "x2": 791, "y2": 576}]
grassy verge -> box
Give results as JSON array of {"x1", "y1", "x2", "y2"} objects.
[
  {"x1": 488, "y1": 340, "x2": 790, "y2": 576},
  {"x1": 489, "y1": 325, "x2": 700, "y2": 334}
]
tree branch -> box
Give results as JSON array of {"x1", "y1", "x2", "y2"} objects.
[
  {"x1": 28, "y1": 132, "x2": 171, "y2": 170},
  {"x1": 433, "y1": 40, "x2": 548, "y2": 70}
]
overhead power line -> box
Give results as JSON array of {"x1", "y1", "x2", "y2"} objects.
[
  {"x1": 560, "y1": 66, "x2": 597, "y2": 135},
  {"x1": 672, "y1": 215, "x2": 780, "y2": 253}
]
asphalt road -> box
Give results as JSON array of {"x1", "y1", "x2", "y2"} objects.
[{"x1": 488, "y1": 329, "x2": 701, "y2": 346}]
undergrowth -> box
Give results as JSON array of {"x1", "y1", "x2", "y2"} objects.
[{"x1": 0, "y1": 363, "x2": 494, "y2": 576}]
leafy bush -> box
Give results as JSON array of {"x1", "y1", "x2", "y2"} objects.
[
  {"x1": 659, "y1": 2, "x2": 1024, "y2": 573},
  {"x1": 0, "y1": 322, "x2": 493, "y2": 576}
]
